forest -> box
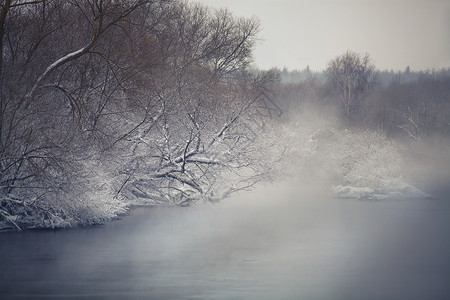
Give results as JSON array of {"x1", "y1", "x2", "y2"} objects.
[{"x1": 1, "y1": 0, "x2": 449, "y2": 231}]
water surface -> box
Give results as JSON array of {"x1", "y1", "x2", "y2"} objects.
[{"x1": 1, "y1": 182, "x2": 449, "y2": 299}]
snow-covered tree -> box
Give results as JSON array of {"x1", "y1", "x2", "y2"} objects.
[{"x1": 0, "y1": 0, "x2": 285, "y2": 230}]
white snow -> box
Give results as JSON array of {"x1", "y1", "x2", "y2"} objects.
[{"x1": 292, "y1": 125, "x2": 431, "y2": 201}]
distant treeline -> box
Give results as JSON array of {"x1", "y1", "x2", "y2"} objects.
[
  {"x1": 275, "y1": 55, "x2": 450, "y2": 140},
  {"x1": 279, "y1": 65, "x2": 450, "y2": 86}
]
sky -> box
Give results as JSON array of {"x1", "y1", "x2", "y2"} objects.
[{"x1": 194, "y1": 0, "x2": 450, "y2": 71}]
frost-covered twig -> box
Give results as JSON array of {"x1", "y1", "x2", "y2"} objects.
[{"x1": 0, "y1": 208, "x2": 22, "y2": 231}]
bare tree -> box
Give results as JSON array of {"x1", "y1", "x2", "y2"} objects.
[
  {"x1": 0, "y1": 0, "x2": 160, "y2": 230},
  {"x1": 327, "y1": 50, "x2": 377, "y2": 121}
]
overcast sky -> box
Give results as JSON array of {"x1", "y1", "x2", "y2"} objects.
[{"x1": 195, "y1": 0, "x2": 450, "y2": 71}]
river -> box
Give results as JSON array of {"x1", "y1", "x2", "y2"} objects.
[{"x1": 1, "y1": 181, "x2": 449, "y2": 299}]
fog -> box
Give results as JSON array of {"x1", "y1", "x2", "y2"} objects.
[
  {"x1": 2, "y1": 110, "x2": 450, "y2": 299},
  {"x1": 1, "y1": 184, "x2": 449, "y2": 299}
]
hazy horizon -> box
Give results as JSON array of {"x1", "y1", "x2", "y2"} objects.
[{"x1": 195, "y1": 0, "x2": 450, "y2": 72}]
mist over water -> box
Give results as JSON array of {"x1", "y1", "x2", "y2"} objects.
[
  {"x1": 2, "y1": 106, "x2": 450, "y2": 299},
  {"x1": 1, "y1": 166, "x2": 450, "y2": 299}
]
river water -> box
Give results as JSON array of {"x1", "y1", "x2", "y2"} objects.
[{"x1": 1, "y1": 181, "x2": 449, "y2": 299}]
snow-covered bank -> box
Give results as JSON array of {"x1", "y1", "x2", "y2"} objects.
[
  {"x1": 332, "y1": 183, "x2": 430, "y2": 200},
  {"x1": 2, "y1": 117, "x2": 443, "y2": 232},
  {"x1": 289, "y1": 115, "x2": 433, "y2": 201},
  {"x1": 0, "y1": 161, "x2": 129, "y2": 232}
]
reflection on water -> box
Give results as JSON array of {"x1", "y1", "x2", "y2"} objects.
[{"x1": 1, "y1": 182, "x2": 450, "y2": 300}]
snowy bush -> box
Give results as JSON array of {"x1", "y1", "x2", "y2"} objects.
[{"x1": 303, "y1": 127, "x2": 428, "y2": 199}]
